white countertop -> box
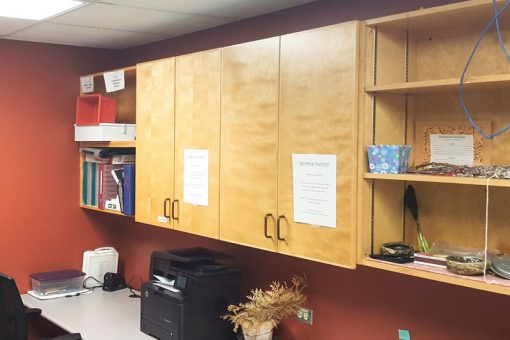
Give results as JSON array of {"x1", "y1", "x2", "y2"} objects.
[{"x1": 22, "y1": 288, "x2": 153, "y2": 340}]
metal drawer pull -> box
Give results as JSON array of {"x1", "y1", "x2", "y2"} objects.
[
  {"x1": 172, "y1": 200, "x2": 179, "y2": 220},
  {"x1": 163, "y1": 198, "x2": 171, "y2": 218},
  {"x1": 277, "y1": 215, "x2": 286, "y2": 241},
  {"x1": 264, "y1": 213, "x2": 273, "y2": 239}
]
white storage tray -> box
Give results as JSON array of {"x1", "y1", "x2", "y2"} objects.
[{"x1": 74, "y1": 123, "x2": 136, "y2": 142}]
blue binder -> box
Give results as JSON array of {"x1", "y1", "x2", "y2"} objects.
[{"x1": 123, "y1": 165, "x2": 135, "y2": 215}]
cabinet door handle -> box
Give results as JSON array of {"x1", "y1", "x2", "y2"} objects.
[
  {"x1": 264, "y1": 213, "x2": 273, "y2": 239},
  {"x1": 163, "y1": 198, "x2": 171, "y2": 218},
  {"x1": 277, "y1": 215, "x2": 286, "y2": 241},
  {"x1": 172, "y1": 200, "x2": 179, "y2": 220}
]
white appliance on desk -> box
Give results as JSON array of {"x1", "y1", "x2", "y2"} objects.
[{"x1": 82, "y1": 247, "x2": 119, "y2": 283}]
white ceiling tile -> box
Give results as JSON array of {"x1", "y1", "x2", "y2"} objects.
[
  {"x1": 49, "y1": 2, "x2": 231, "y2": 35},
  {"x1": 0, "y1": 17, "x2": 36, "y2": 36},
  {"x1": 99, "y1": 0, "x2": 314, "y2": 18},
  {"x1": 0, "y1": 0, "x2": 316, "y2": 49},
  {"x1": 10, "y1": 22, "x2": 169, "y2": 49}
]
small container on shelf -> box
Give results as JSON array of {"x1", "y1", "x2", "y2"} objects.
[
  {"x1": 76, "y1": 94, "x2": 117, "y2": 125},
  {"x1": 30, "y1": 269, "x2": 85, "y2": 296},
  {"x1": 367, "y1": 145, "x2": 411, "y2": 174},
  {"x1": 74, "y1": 123, "x2": 136, "y2": 142}
]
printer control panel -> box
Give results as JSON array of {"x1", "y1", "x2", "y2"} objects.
[{"x1": 174, "y1": 274, "x2": 188, "y2": 291}]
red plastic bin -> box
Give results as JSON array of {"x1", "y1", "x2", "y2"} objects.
[{"x1": 75, "y1": 94, "x2": 117, "y2": 125}]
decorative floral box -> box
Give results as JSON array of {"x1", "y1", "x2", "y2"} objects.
[{"x1": 367, "y1": 145, "x2": 411, "y2": 174}]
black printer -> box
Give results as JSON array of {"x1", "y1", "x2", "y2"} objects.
[{"x1": 140, "y1": 248, "x2": 240, "y2": 340}]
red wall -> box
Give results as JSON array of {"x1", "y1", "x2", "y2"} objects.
[{"x1": 0, "y1": 39, "x2": 119, "y2": 292}]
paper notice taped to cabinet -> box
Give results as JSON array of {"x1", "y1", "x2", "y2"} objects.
[
  {"x1": 430, "y1": 134, "x2": 474, "y2": 166},
  {"x1": 183, "y1": 149, "x2": 209, "y2": 206},
  {"x1": 103, "y1": 70, "x2": 125, "y2": 93},
  {"x1": 80, "y1": 75, "x2": 94, "y2": 93},
  {"x1": 292, "y1": 154, "x2": 336, "y2": 228}
]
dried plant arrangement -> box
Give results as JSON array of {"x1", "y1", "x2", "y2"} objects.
[{"x1": 222, "y1": 275, "x2": 307, "y2": 338}]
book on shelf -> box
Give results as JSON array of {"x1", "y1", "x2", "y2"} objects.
[
  {"x1": 82, "y1": 161, "x2": 99, "y2": 207},
  {"x1": 123, "y1": 164, "x2": 135, "y2": 216},
  {"x1": 413, "y1": 252, "x2": 447, "y2": 268}
]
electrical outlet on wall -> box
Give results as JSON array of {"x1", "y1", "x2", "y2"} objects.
[
  {"x1": 398, "y1": 329, "x2": 410, "y2": 340},
  {"x1": 295, "y1": 307, "x2": 313, "y2": 325}
]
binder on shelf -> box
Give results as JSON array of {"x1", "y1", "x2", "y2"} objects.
[
  {"x1": 82, "y1": 161, "x2": 88, "y2": 205},
  {"x1": 91, "y1": 162, "x2": 98, "y2": 207},
  {"x1": 82, "y1": 161, "x2": 99, "y2": 207},
  {"x1": 123, "y1": 164, "x2": 135, "y2": 216}
]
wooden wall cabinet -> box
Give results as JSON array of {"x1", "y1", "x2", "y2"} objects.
[
  {"x1": 220, "y1": 37, "x2": 280, "y2": 252},
  {"x1": 136, "y1": 51, "x2": 221, "y2": 238},
  {"x1": 136, "y1": 58, "x2": 176, "y2": 228},
  {"x1": 278, "y1": 22, "x2": 359, "y2": 267},
  {"x1": 220, "y1": 22, "x2": 360, "y2": 267},
  {"x1": 360, "y1": 0, "x2": 510, "y2": 295},
  {"x1": 174, "y1": 49, "x2": 221, "y2": 238}
]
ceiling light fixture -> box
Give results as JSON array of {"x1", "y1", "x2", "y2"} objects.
[{"x1": 0, "y1": 0, "x2": 83, "y2": 21}]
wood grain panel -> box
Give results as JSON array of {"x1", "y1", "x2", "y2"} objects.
[
  {"x1": 135, "y1": 59, "x2": 175, "y2": 228},
  {"x1": 414, "y1": 25, "x2": 510, "y2": 81},
  {"x1": 87, "y1": 68, "x2": 136, "y2": 124},
  {"x1": 220, "y1": 38, "x2": 279, "y2": 251},
  {"x1": 278, "y1": 22, "x2": 359, "y2": 267},
  {"x1": 174, "y1": 50, "x2": 221, "y2": 238}
]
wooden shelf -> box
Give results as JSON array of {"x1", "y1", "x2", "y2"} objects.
[
  {"x1": 364, "y1": 173, "x2": 510, "y2": 187},
  {"x1": 365, "y1": 74, "x2": 510, "y2": 94},
  {"x1": 365, "y1": 0, "x2": 502, "y2": 31},
  {"x1": 360, "y1": 257, "x2": 510, "y2": 295},
  {"x1": 80, "y1": 205, "x2": 129, "y2": 216},
  {"x1": 84, "y1": 65, "x2": 136, "y2": 79},
  {"x1": 78, "y1": 141, "x2": 136, "y2": 148}
]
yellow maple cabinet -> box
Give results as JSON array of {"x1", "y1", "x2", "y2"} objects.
[
  {"x1": 136, "y1": 58, "x2": 176, "y2": 228},
  {"x1": 173, "y1": 49, "x2": 221, "y2": 238},
  {"x1": 220, "y1": 37, "x2": 280, "y2": 251},
  {"x1": 220, "y1": 22, "x2": 360, "y2": 267},
  {"x1": 277, "y1": 22, "x2": 360, "y2": 267}
]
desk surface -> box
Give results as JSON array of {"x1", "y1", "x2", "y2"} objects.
[{"x1": 22, "y1": 289, "x2": 152, "y2": 340}]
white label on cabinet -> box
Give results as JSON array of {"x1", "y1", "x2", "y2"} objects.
[
  {"x1": 103, "y1": 70, "x2": 125, "y2": 93},
  {"x1": 292, "y1": 154, "x2": 336, "y2": 228},
  {"x1": 157, "y1": 216, "x2": 169, "y2": 223},
  {"x1": 430, "y1": 134, "x2": 474, "y2": 166},
  {"x1": 183, "y1": 149, "x2": 209, "y2": 206},
  {"x1": 80, "y1": 75, "x2": 94, "y2": 93}
]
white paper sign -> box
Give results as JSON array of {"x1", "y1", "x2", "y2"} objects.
[
  {"x1": 103, "y1": 70, "x2": 125, "y2": 93},
  {"x1": 430, "y1": 134, "x2": 474, "y2": 166},
  {"x1": 183, "y1": 149, "x2": 209, "y2": 206},
  {"x1": 292, "y1": 154, "x2": 336, "y2": 228},
  {"x1": 80, "y1": 75, "x2": 94, "y2": 93}
]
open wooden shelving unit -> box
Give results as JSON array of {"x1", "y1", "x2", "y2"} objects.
[
  {"x1": 359, "y1": 0, "x2": 510, "y2": 295},
  {"x1": 78, "y1": 66, "x2": 136, "y2": 216}
]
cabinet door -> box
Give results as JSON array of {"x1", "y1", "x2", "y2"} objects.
[
  {"x1": 136, "y1": 58, "x2": 176, "y2": 228},
  {"x1": 278, "y1": 22, "x2": 360, "y2": 267},
  {"x1": 174, "y1": 50, "x2": 221, "y2": 238},
  {"x1": 220, "y1": 38, "x2": 280, "y2": 251}
]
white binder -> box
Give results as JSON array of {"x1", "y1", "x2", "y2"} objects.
[{"x1": 82, "y1": 247, "x2": 119, "y2": 283}]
